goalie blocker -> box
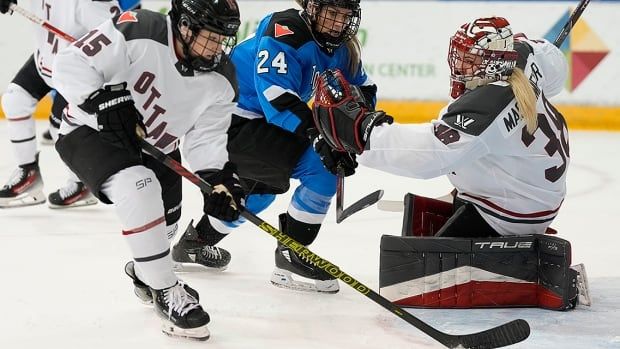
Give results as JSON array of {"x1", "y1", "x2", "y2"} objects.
[{"x1": 379, "y1": 193, "x2": 588, "y2": 310}]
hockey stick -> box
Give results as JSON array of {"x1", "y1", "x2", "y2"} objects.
[
  {"x1": 554, "y1": 0, "x2": 591, "y2": 47},
  {"x1": 8, "y1": 3, "x2": 77, "y2": 42},
  {"x1": 140, "y1": 139, "x2": 530, "y2": 349},
  {"x1": 336, "y1": 167, "x2": 383, "y2": 223}
]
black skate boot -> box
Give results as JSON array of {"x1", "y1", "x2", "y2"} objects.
[
  {"x1": 40, "y1": 129, "x2": 54, "y2": 145},
  {"x1": 153, "y1": 281, "x2": 210, "y2": 341},
  {"x1": 125, "y1": 261, "x2": 200, "y2": 305},
  {"x1": 124, "y1": 261, "x2": 153, "y2": 305},
  {"x1": 0, "y1": 158, "x2": 45, "y2": 208},
  {"x1": 48, "y1": 180, "x2": 97, "y2": 209},
  {"x1": 172, "y1": 218, "x2": 231, "y2": 272},
  {"x1": 270, "y1": 214, "x2": 339, "y2": 293}
]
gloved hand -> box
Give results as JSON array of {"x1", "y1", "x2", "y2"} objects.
[
  {"x1": 312, "y1": 69, "x2": 394, "y2": 154},
  {"x1": 198, "y1": 162, "x2": 245, "y2": 222},
  {"x1": 0, "y1": 0, "x2": 16, "y2": 14},
  {"x1": 313, "y1": 136, "x2": 357, "y2": 176},
  {"x1": 80, "y1": 83, "x2": 146, "y2": 153}
]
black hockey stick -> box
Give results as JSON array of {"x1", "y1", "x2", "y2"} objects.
[
  {"x1": 336, "y1": 167, "x2": 383, "y2": 223},
  {"x1": 140, "y1": 139, "x2": 530, "y2": 349},
  {"x1": 554, "y1": 0, "x2": 591, "y2": 47}
]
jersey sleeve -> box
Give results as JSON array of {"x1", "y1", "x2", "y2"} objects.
[
  {"x1": 76, "y1": 0, "x2": 121, "y2": 28},
  {"x1": 358, "y1": 120, "x2": 490, "y2": 179},
  {"x1": 529, "y1": 39, "x2": 568, "y2": 98},
  {"x1": 183, "y1": 67, "x2": 237, "y2": 172},
  {"x1": 254, "y1": 36, "x2": 312, "y2": 135},
  {"x1": 52, "y1": 18, "x2": 131, "y2": 108}
]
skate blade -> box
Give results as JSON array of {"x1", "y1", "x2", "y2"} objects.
[
  {"x1": 270, "y1": 268, "x2": 339, "y2": 294},
  {"x1": 571, "y1": 263, "x2": 592, "y2": 306},
  {"x1": 161, "y1": 321, "x2": 210, "y2": 341},
  {"x1": 0, "y1": 191, "x2": 46, "y2": 208},
  {"x1": 172, "y1": 262, "x2": 228, "y2": 273},
  {"x1": 48, "y1": 197, "x2": 98, "y2": 209}
]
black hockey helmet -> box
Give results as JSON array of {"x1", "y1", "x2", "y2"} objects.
[
  {"x1": 170, "y1": 0, "x2": 241, "y2": 72},
  {"x1": 300, "y1": 0, "x2": 361, "y2": 51}
]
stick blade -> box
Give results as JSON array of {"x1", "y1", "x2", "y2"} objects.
[
  {"x1": 337, "y1": 190, "x2": 384, "y2": 223},
  {"x1": 441, "y1": 319, "x2": 530, "y2": 349}
]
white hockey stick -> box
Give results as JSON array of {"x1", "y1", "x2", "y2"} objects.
[
  {"x1": 9, "y1": 3, "x2": 77, "y2": 42},
  {"x1": 377, "y1": 193, "x2": 454, "y2": 213}
]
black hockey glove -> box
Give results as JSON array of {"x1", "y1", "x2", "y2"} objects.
[
  {"x1": 198, "y1": 162, "x2": 246, "y2": 222},
  {"x1": 0, "y1": 0, "x2": 16, "y2": 14},
  {"x1": 80, "y1": 83, "x2": 146, "y2": 154},
  {"x1": 313, "y1": 136, "x2": 357, "y2": 176},
  {"x1": 312, "y1": 69, "x2": 393, "y2": 155}
]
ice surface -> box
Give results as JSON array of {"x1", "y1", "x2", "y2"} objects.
[{"x1": 1, "y1": 122, "x2": 618, "y2": 348}]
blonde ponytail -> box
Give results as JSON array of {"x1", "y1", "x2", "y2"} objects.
[{"x1": 508, "y1": 68, "x2": 538, "y2": 134}]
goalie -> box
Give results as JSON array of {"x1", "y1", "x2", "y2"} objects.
[{"x1": 311, "y1": 16, "x2": 590, "y2": 310}]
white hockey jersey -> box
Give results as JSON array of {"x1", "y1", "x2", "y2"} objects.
[
  {"x1": 359, "y1": 39, "x2": 570, "y2": 236},
  {"x1": 28, "y1": 0, "x2": 120, "y2": 86},
  {"x1": 53, "y1": 10, "x2": 237, "y2": 172}
]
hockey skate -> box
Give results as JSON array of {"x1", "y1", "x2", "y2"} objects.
[
  {"x1": 124, "y1": 261, "x2": 154, "y2": 305},
  {"x1": 571, "y1": 263, "x2": 592, "y2": 306},
  {"x1": 0, "y1": 162, "x2": 45, "y2": 208},
  {"x1": 48, "y1": 180, "x2": 97, "y2": 209},
  {"x1": 270, "y1": 215, "x2": 339, "y2": 293},
  {"x1": 124, "y1": 261, "x2": 200, "y2": 305},
  {"x1": 153, "y1": 281, "x2": 210, "y2": 341},
  {"x1": 40, "y1": 129, "x2": 54, "y2": 145},
  {"x1": 172, "y1": 220, "x2": 231, "y2": 272}
]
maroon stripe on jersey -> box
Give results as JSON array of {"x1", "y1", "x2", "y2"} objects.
[
  {"x1": 7, "y1": 115, "x2": 31, "y2": 122},
  {"x1": 461, "y1": 193, "x2": 562, "y2": 218},
  {"x1": 122, "y1": 216, "x2": 165, "y2": 235}
]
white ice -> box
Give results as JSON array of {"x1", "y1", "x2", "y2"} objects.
[{"x1": 1, "y1": 121, "x2": 619, "y2": 349}]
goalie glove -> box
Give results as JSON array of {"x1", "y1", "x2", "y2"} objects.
[{"x1": 312, "y1": 69, "x2": 393, "y2": 155}]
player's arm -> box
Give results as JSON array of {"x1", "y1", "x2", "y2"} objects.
[
  {"x1": 184, "y1": 69, "x2": 244, "y2": 222},
  {"x1": 52, "y1": 19, "x2": 130, "y2": 107},
  {"x1": 528, "y1": 39, "x2": 568, "y2": 98},
  {"x1": 253, "y1": 37, "x2": 312, "y2": 138},
  {"x1": 346, "y1": 60, "x2": 377, "y2": 109}
]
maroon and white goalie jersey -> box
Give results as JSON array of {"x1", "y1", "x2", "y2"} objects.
[
  {"x1": 29, "y1": 0, "x2": 121, "y2": 86},
  {"x1": 359, "y1": 39, "x2": 570, "y2": 236},
  {"x1": 53, "y1": 10, "x2": 237, "y2": 172}
]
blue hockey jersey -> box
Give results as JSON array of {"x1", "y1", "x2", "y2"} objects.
[{"x1": 231, "y1": 8, "x2": 374, "y2": 134}]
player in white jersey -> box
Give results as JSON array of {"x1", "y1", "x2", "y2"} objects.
[
  {"x1": 313, "y1": 16, "x2": 590, "y2": 310},
  {"x1": 51, "y1": 0, "x2": 242, "y2": 340},
  {"x1": 0, "y1": 0, "x2": 120, "y2": 208},
  {"x1": 313, "y1": 16, "x2": 570, "y2": 237}
]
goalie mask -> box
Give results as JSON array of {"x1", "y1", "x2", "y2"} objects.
[
  {"x1": 170, "y1": 0, "x2": 240, "y2": 73},
  {"x1": 301, "y1": 0, "x2": 361, "y2": 51},
  {"x1": 448, "y1": 16, "x2": 518, "y2": 98}
]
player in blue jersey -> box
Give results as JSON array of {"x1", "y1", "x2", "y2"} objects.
[{"x1": 171, "y1": 0, "x2": 376, "y2": 293}]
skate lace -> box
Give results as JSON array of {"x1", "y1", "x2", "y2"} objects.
[
  {"x1": 58, "y1": 180, "x2": 80, "y2": 200},
  {"x1": 4, "y1": 167, "x2": 26, "y2": 189},
  {"x1": 164, "y1": 282, "x2": 200, "y2": 318},
  {"x1": 201, "y1": 246, "x2": 222, "y2": 260}
]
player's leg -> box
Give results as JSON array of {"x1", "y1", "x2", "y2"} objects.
[
  {"x1": 0, "y1": 56, "x2": 51, "y2": 207},
  {"x1": 56, "y1": 126, "x2": 210, "y2": 340},
  {"x1": 271, "y1": 146, "x2": 339, "y2": 293}
]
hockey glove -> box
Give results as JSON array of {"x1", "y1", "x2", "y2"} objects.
[
  {"x1": 0, "y1": 0, "x2": 16, "y2": 14},
  {"x1": 80, "y1": 83, "x2": 146, "y2": 154},
  {"x1": 313, "y1": 69, "x2": 393, "y2": 155},
  {"x1": 313, "y1": 136, "x2": 357, "y2": 176},
  {"x1": 198, "y1": 162, "x2": 246, "y2": 222}
]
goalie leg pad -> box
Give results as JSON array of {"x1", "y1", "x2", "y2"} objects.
[
  {"x1": 379, "y1": 234, "x2": 578, "y2": 310},
  {"x1": 401, "y1": 193, "x2": 453, "y2": 237}
]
